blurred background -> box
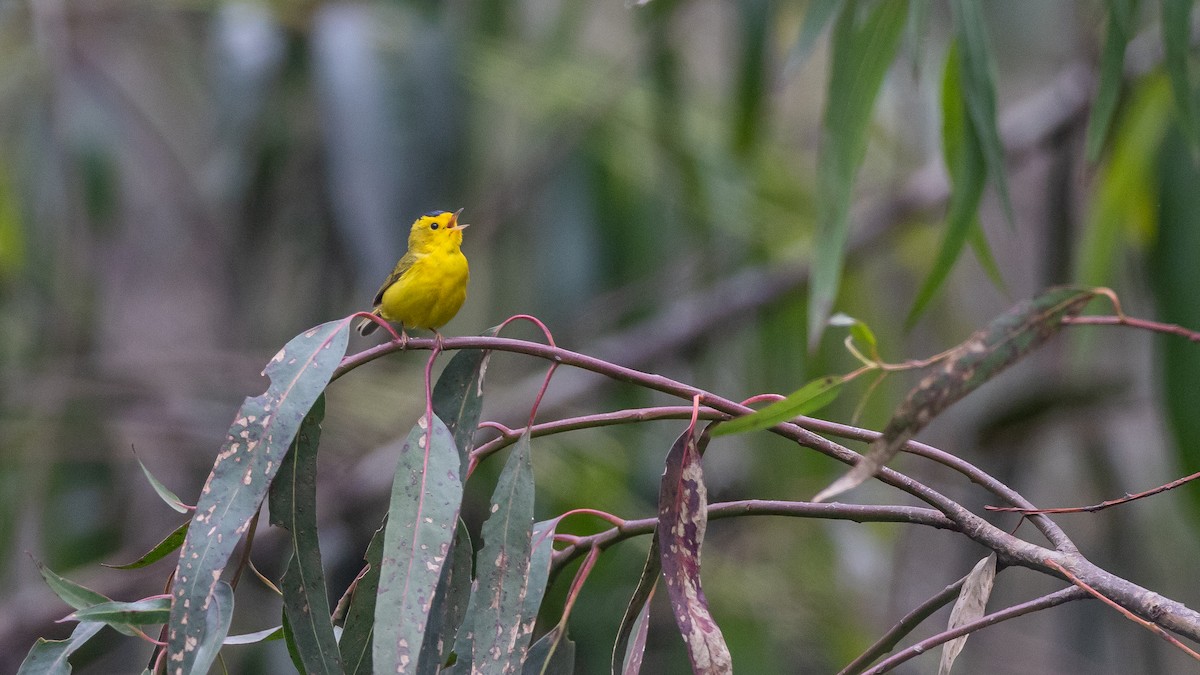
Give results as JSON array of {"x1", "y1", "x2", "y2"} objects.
[{"x1": 3, "y1": 1, "x2": 1200, "y2": 672}]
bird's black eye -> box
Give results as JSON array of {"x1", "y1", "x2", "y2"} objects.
[{"x1": 430, "y1": 222, "x2": 440, "y2": 230}]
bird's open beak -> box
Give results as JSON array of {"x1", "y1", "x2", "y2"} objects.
[{"x1": 450, "y1": 208, "x2": 468, "y2": 230}]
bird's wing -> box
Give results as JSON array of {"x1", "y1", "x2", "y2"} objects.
[{"x1": 371, "y1": 250, "x2": 421, "y2": 306}]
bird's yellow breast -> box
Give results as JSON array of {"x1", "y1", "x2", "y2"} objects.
[{"x1": 378, "y1": 248, "x2": 469, "y2": 330}]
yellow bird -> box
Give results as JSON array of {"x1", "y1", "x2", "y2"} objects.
[{"x1": 356, "y1": 208, "x2": 470, "y2": 340}]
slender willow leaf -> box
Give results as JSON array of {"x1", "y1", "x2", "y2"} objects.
[
  {"x1": 937, "y1": 554, "x2": 997, "y2": 675},
  {"x1": 732, "y1": 0, "x2": 772, "y2": 155},
  {"x1": 968, "y1": 223, "x2": 1006, "y2": 292},
  {"x1": 951, "y1": 0, "x2": 1012, "y2": 222},
  {"x1": 168, "y1": 318, "x2": 350, "y2": 672},
  {"x1": 340, "y1": 520, "x2": 385, "y2": 675},
  {"x1": 612, "y1": 547, "x2": 658, "y2": 675},
  {"x1": 191, "y1": 581, "x2": 235, "y2": 675},
  {"x1": 907, "y1": 40, "x2": 990, "y2": 327},
  {"x1": 1149, "y1": 126, "x2": 1200, "y2": 520},
  {"x1": 809, "y1": 0, "x2": 908, "y2": 347},
  {"x1": 815, "y1": 286, "x2": 1098, "y2": 502},
  {"x1": 1086, "y1": 0, "x2": 1141, "y2": 160},
  {"x1": 16, "y1": 621, "x2": 104, "y2": 675},
  {"x1": 658, "y1": 425, "x2": 731, "y2": 674},
  {"x1": 469, "y1": 431, "x2": 537, "y2": 672},
  {"x1": 103, "y1": 521, "x2": 188, "y2": 570},
  {"x1": 34, "y1": 560, "x2": 137, "y2": 637},
  {"x1": 1161, "y1": 0, "x2": 1199, "y2": 149},
  {"x1": 433, "y1": 325, "x2": 500, "y2": 475},
  {"x1": 711, "y1": 376, "x2": 842, "y2": 438},
  {"x1": 416, "y1": 519, "x2": 473, "y2": 675},
  {"x1": 68, "y1": 596, "x2": 171, "y2": 625},
  {"x1": 522, "y1": 625, "x2": 576, "y2": 675},
  {"x1": 135, "y1": 452, "x2": 189, "y2": 513},
  {"x1": 269, "y1": 396, "x2": 343, "y2": 674},
  {"x1": 373, "y1": 414, "x2": 463, "y2": 674}
]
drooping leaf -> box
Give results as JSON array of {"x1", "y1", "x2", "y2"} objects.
[
  {"x1": 67, "y1": 596, "x2": 171, "y2": 625},
  {"x1": 658, "y1": 425, "x2": 731, "y2": 674},
  {"x1": 612, "y1": 543, "x2": 658, "y2": 675},
  {"x1": 937, "y1": 554, "x2": 997, "y2": 675},
  {"x1": 809, "y1": 0, "x2": 909, "y2": 347},
  {"x1": 33, "y1": 560, "x2": 137, "y2": 637},
  {"x1": 814, "y1": 287, "x2": 1098, "y2": 502},
  {"x1": 16, "y1": 621, "x2": 104, "y2": 675},
  {"x1": 339, "y1": 520, "x2": 385, "y2": 675},
  {"x1": 951, "y1": 0, "x2": 1012, "y2": 223},
  {"x1": 269, "y1": 396, "x2": 343, "y2": 674},
  {"x1": 168, "y1": 318, "x2": 351, "y2": 672},
  {"x1": 416, "y1": 519, "x2": 474, "y2": 675},
  {"x1": 1161, "y1": 0, "x2": 1200, "y2": 150},
  {"x1": 521, "y1": 520, "x2": 559, "y2": 636},
  {"x1": 373, "y1": 414, "x2": 463, "y2": 674},
  {"x1": 134, "y1": 451, "x2": 190, "y2": 513},
  {"x1": 190, "y1": 581, "x2": 235, "y2": 675},
  {"x1": 1149, "y1": 125, "x2": 1200, "y2": 523},
  {"x1": 1086, "y1": 0, "x2": 1141, "y2": 160},
  {"x1": 433, "y1": 325, "x2": 500, "y2": 475},
  {"x1": 522, "y1": 625, "x2": 576, "y2": 675},
  {"x1": 711, "y1": 376, "x2": 843, "y2": 438},
  {"x1": 468, "y1": 431, "x2": 537, "y2": 672},
  {"x1": 907, "y1": 40, "x2": 990, "y2": 327},
  {"x1": 102, "y1": 521, "x2": 188, "y2": 570},
  {"x1": 784, "y1": 0, "x2": 838, "y2": 73},
  {"x1": 732, "y1": 0, "x2": 773, "y2": 156}
]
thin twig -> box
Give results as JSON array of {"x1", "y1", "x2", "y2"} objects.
[
  {"x1": 861, "y1": 587, "x2": 1089, "y2": 674},
  {"x1": 1063, "y1": 314, "x2": 1200, "y2": 342},
  {"x1": 1044, "y1": 559, "x2": 1200, "y2": 662},
  {"x1": 838, "y1": 575, "x2": 970, "y2": 675},
  {"x1": 986, "y1": 470, "x2": 1200, "y2": 515}
]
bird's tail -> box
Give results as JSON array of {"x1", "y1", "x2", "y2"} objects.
[{"x1": 356, "y1": 309, "x2": 382, "y2": 336}]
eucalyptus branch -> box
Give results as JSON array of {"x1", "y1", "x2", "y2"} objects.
[
  {"x1": 861, "y1": 587, "x2": 1089, "y2": 674},
  {"x1": 549, "y1": 499, "x2": 958, "y2": 572}
]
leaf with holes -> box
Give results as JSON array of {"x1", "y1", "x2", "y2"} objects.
[
  {"x1": 815, "y1": 287, "x2": 1098, "y2": 502},
  {"x1": 415, "y1": 518, "x2": 473, "y2": 675},
  {"x1": 191, "y1": 582, "x2": 235, "y2": 675},
  {"x1": 269, "y1": 396, "x2": 343, "y2": 674},
  {"x1": 373, "y1": 414, "x2": 463, "y2": 674},
  {"x1": 167, "y1": 318, "x2": 350, "y2": 672},
  {"x1": 659, "y1": 424, "x2": 730, "y2": 674}
]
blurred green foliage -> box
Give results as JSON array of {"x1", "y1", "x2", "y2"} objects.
[{"x1": 4, "y1": 0, "x2": 1200, "y2": 672}]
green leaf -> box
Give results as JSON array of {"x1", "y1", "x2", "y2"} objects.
[
  {"x1": 191, "y1": 581, "x2": 235, "y2": 675},
  {"x1": 937, "y1": 554, "x2": 997, "y2": 675},
  {"x1": 134, "y1": 451, "x2": 189, "y2": 513},
  {"x1": 522, "y1": 625, "x2": 576, "y2": 675},
  {"x1": 102, "y1": 521, "x2": 188, "y2": 570},
  {"x1": 469, "y1": 431, "x2": 537, "y2": 672},
  {"x1": 416, "y1": 519, "x2": 474, "y2": 675},
  {"x1": 809, "y1": 0, "x2": 909, "y2": 347},
  {"x1": 784, "y1": 0, "x2": 838, "y2": 73},
  {"x1": 432, "y1": 325, "x2": 499, "y2": 476},
  {"x1": 907, "y1": 40, "x2": 990, "y2": 327},
  {"x1": 1085, "y1": 0, "x2": 1141, "y2": 160},
  {"x1": 224, "y1": 625, "x2": 284, "y2": 645},
  {"x1": 711, "y1": 376, "x2": 843, "y2": 438},
  {"x1": 16, "y1": 622, "x2": 104, "y2": 675},
  {"x1": 1161, "y1": 0, "x2": 1199, "y2": 150},
  {"x1": 1149, "y1": 125, "x2": 1200, "y2": 524},
  {"x1": 830, "y1": 312, "x2": 881, "y2": 360},
  {"x1": 968, "y1": 222, "x2": 1006, "y2": 292},
  {"x1": 33, "y1": 560, "x2": 138, "y2": 637},
  {"x1": 658, "y1": 425, "x2": 730, "y2": 674},
  {"x1": 68, "y1": 596, "x2": 171, "y2": 625},
  {"x1": 951, "y1": 0, "x2": 1013, "y2": 223},
  {"x1": 732, "y1": 0, "x2": 773, "y2": 156},
  {"x1": 373, "y1": 414, "x2": 463, "y2": 674},
  {"x1": 269, "y1": 396, "x2": 344, "y2": 674},
  {"x1": 815, "y1": 286, "x2": 1098, "y2": 502},
  {"x1": 339, "y1": 520, "x2": 385, "y2": 675},
  {"x1": 167, "y1": 318, "x2": 350, "y2": 672},
  {"x1": 612, "y1": 544, "x2": 658, "y2": 675}
]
